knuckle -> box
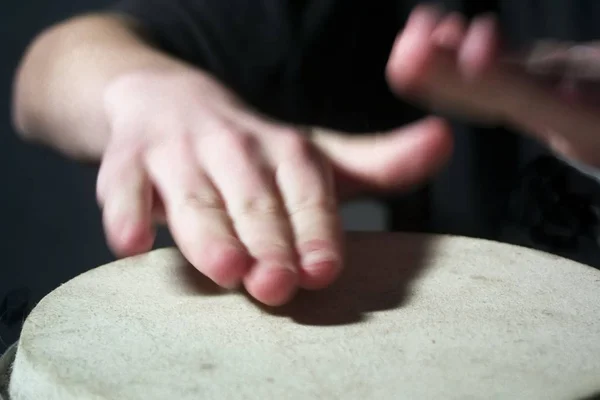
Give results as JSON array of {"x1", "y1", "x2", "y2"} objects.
[
  {"x1": 288, "y1": 194, "x2": 335, "y2": 216},
  {"x1": 236, "y1": 195, "x2": 281, "y2": 216},
  {"x1": 246, "y1": 241, "x2": 297, "y2": 268},
  {"x1": 177, "y1": 191, "x2": 223, "y2": 213}
]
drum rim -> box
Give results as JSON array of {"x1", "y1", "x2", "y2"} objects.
[{"x1": 0, "y1": 342, "x2": 17, "y2": 400}]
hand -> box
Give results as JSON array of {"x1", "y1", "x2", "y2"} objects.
[
  {"x1": 97, "y1": 67, "x2": 452, "y2": 306},
  {"x1": 516, "y1": 40, "x2": 600, "y2": 109},
  {"x1": 387, "y1": 5, "x2": 600, "y2": 167}
]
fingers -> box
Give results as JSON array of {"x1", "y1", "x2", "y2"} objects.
[
  {"x1": 387, "y1": 7, "x2": 511, "y2": 124},
  {"x1": 97, "y1": 142, "x2": 155, "y2": 257},
  {"x1": 144, "y1": 135, "x2": 252, "y2": 290},
  {"x1": 98, "y1": 115, "x2": 450, "y2": 305},
  {"x1": 387, "y1": 6, "x2": 501, "y2": 94},
  {"x1": 198, "y1": 125, "x2": 299, "y2": 306},
  {"x1": 267, "y1": 131, "x2": 343, "y2": 290},
  {"x1": 101, "y1": 120, "x2": 345, "y2": 305},
  {"x1": 431, "y1": 11, "x2": 499, "y2": 79},
  {"x1": 313, "y1": 117, "x2": 453, "y2": 195}
]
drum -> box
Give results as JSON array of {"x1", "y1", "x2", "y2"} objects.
[{"x1": 3, "y1": 233, "x2": 600, "y2": 399}]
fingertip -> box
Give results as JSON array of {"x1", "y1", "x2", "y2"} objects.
[
  {"x1": 333, "y1": 116, "x2": 454, "y2": 192},
  {"x1": 419, "y1": 116, "x2": 455, "y2": 158},
  {"x1": 294, "y1": 239, "x2": 343, "y2": 289},
  {"x1": 195, "y1": 242, "x2": 251, "y2": 289},
  {"x1": 384, "y1": 116, "x2": 454, "y2": 187},
  {"x1": 420, "y1": 115, "x2": 452, "y2": 132},
  {"x1": 299, "y1": 256, "x2": 342, "y2": 290},
  {"x1": 105, "y1": 218, "x2": 155, "y2": 258},
  {"x1": 458, "y1": 13, "x2": 500, "y2": 79},
  {"x1": 407, "y1": 116, "x2": 453, "y2": 146},
  {"x1": 432, "y1": 12, "x2": 467, "y2": 50},
  {"x1": 386, "y1": 5, "x2": 441, "y2": 93},
  {"x1": 244, "y1": 262, "x2": 299, "y2": 307}
]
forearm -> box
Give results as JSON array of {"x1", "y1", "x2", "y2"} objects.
[{"x1": 12, "y1": 13, "x2": 187, "y2": 161}]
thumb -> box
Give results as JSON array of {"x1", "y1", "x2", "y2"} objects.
[{"x1": 312, "y1": 117, "x2": 453, "y2": 199}]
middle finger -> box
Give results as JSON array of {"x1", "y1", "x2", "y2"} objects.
[
  {"x1": 198, "y1": 124, "x2": 299, "y2": 306},
  {"x1": 268, "y1": 130, "x2": 343, "y2": 290}
]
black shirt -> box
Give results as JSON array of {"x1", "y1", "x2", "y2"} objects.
[{"x1": 110, "y1": 0, "x2": 600, "y2": 267}]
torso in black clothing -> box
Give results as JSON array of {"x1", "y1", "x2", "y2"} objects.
[
  {"x1": 114, "y1": 0, "x2": 422, "y2": 131},
  {"x1": 111, "y1": 0, "x2": 600, "y2": 267}
]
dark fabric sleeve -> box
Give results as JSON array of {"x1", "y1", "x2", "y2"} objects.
[
  {"x1": 109, "y1": 0, "x2": 330, "y2": 123},
  {"x1": 110, "y1": 0, "x2": 200, "y2": 59},
  {"x1": 109, "y1": 1, "x2": 292, "y2": 92},
  {"x1": 106, "y1": 0, "x2": 393, "y2": 128},
  {"x1": 106, "y1": 0, "x2": 416, "y2": 130}
]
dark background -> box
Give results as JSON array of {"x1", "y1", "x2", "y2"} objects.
[
  {"x1": 0, "y1": 0, "x2": 114, "y2": 352},
  {"x1": 0, "y1": 0, "x2": 388, "y2": 352}
]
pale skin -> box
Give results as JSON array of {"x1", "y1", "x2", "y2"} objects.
[
  {"x1": 13, "y1": 5, "x2": 600, "y2": 306},
  {"x1": 388, "y1": 7, "x2": 600, "y2": 165}
]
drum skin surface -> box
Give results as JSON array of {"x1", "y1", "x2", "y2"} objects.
[{"x1": 8, "y1": 233, "x2": 600, "y2": 399}]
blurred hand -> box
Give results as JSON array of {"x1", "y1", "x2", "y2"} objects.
[
  {"x1": 387, "y1": 5, "x2": 600, "y2": 167},
  {"x1": 97, "y1": 67, "x2": 452, "y2": 306}
]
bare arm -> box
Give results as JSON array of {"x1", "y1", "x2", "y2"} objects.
[{"x1": 12, "y1": 13, "x2": 188, "y2": 161}]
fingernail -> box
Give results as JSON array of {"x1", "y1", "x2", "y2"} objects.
[
  {"x1": 258, "y1": 258, "x2": 298, "y2": 273},
  {"x1": 302, "y1": 250, "x2": 340, "y2": 270},
  {"x1": 277, "y1": 261, "x2": 297, "y2": 273}
]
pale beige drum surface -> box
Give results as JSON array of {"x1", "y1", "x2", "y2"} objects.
[{"x1": 8, "y1": 233, "x2": 600, "y2": 399}]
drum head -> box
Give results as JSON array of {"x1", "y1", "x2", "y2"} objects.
[{"x1": 8, "y1": 233, "x2": 600, "y2": 399}]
